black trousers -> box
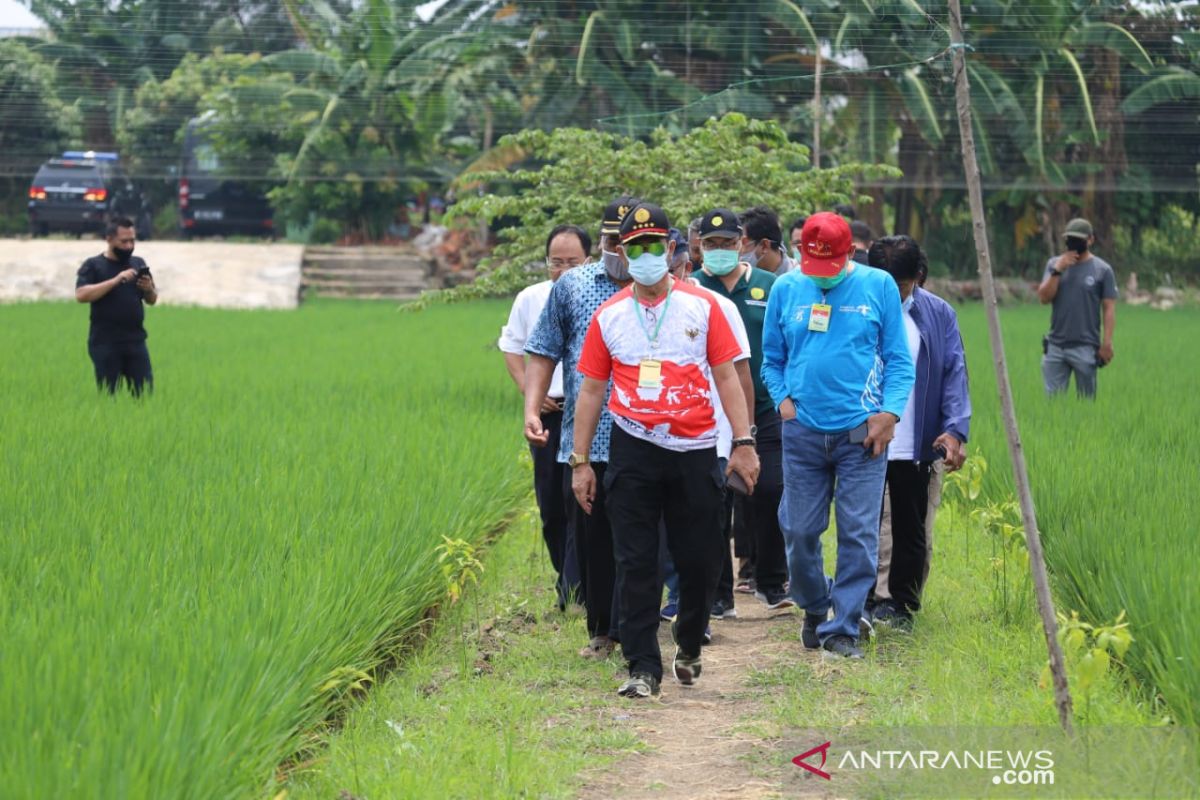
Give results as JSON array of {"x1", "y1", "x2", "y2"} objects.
[
  {"x1": 88, "y1": 340, "x2": 152, "y2": 396},
  {"x1": 531, "y1": 410, "x2": 579, "y2": 608},
  {"x1": 606, "y1": 426, "x2": 725, "y2": 680},
  {"x1": 883, "y1": 460, "x2": 934, "y2": 613},
  {"x1": 714, "y1": 477, "x2": 736, "y2": 605},
  {"x1": 565, "y1": 460, "x2": 619, "y2": 640},
  {"x1": 748, "y1": 411, "x2": 788, "y2": 591}
]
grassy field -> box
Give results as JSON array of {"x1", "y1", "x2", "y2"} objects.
[
  {"x1": 955, "y1": 304, "x2": 1199, "y2": 729},
  {"x1": 3, "y1": 296, "x2": 1193, "y2": 798},
  {"x1": 0, "y1": 299, "x2": 528, "y2": 799}
]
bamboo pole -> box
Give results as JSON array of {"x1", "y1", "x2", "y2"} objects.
[
  {"x1": 813, "y1": 50, "x2": 822, "y2": 169},
  {"x1": 947, "y1": 0, "x2": 1075, "y2": 736}
]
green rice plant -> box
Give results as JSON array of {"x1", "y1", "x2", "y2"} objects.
[
  {"x1": 955, "y1": 303, "x2": 1200, "y2": 728},
  {"x1": 0, "y1": 299, "x2": 529, "y2": 799}
]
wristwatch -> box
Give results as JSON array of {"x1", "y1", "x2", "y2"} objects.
[
  {"x1": 731, "y1": 437, "x2": 757, "y2": 450},
  {"x1": 749, "y1": 424, "x2": 758, "y2": 437},
  {"x1": 1050, "y1": 268, "x2": 1063, "y2": 277},
  {"x1": 568, "y1": 452, "x2": 590, "y2": 468}
]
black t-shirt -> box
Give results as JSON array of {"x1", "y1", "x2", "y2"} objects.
[{"x1": 76, "y1": 254, "x2": 149, "y2": 343}]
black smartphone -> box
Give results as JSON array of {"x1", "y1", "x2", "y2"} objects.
[
  {"x1": 136, "y1": 266, "x2": 151, "y2": 280},
  {"x1": 848, "y1": 421, "x2": 869, "y2": 445},
  {"x1": 725, "y1": 469, "x2": 751, "y2": 496},
  {"x1": 1066, "y1": 238, "x2": 1087, "y2": 255}
]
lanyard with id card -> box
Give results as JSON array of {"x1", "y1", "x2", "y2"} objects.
[
  {"x1": 631, "y1": 285, "x2": 672, "y2": 389},
  {"x1": 637, "y1": 358, "x2": 662, "y2": 389},
  {"x1": 809, "y1": 301, "x2": 832, "y2": 333}
]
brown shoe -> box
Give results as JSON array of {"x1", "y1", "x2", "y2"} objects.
[{"x1": 579, "y1": 635, "x2": 616, "y2": 659}]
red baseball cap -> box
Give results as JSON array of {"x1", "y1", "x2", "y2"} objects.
[{"x1": 799, "y1": 212, "x2": 853, "y2": 278}]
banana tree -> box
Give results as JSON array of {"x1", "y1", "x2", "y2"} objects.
[{"x1": 205, "y1": 0, "x2": 500, "y2": 238}]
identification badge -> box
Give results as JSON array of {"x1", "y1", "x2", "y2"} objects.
[
  {"x1": 637, "y1": 358, "x2": 663, "y2": 389},
  {"x1": 809, "y1": 303, "x2": 832, "y2": 333}
]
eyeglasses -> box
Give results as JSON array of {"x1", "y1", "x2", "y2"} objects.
[
  {"x1": 624, "y1": 241, "x2": 666, "y2": 259},
  {"x1": 546, "y1": 258, "x2": 585, "y2": 270}
]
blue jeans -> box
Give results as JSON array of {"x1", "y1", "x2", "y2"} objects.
[{"x1": 779, "y1": 419, "x2": 887, "y2": 642}]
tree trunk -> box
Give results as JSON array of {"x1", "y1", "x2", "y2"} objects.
[
  {"x1": 1087, "y1": 46, "x2": 1125, "y2": 244},
  {"x1": 893, "y1": 117, "x2": 924, "y2": 236}
]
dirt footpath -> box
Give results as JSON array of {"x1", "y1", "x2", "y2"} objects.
[
  {"x1": 0, "y1": 239, "x2": 303, "y2": 310},
  {"x1": 578, "y1": 599, "x2": 824, "y2": 800}
]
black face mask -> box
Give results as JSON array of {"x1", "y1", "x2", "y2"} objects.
[
  {"x1": 112, "y1": 247, "x2": 134, "y2": 264},
  {"x1": 1066, "y1": 238, "x2": 1088, "y2": 255}
]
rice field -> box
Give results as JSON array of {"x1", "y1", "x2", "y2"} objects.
[
  {"x1": 0, "y1": 300, "x2": 527, "y2": 799},
  {"x1": 956, "y1": 303, "x2": 1200, "y2": 728},
  {"x1": 3, "y1": 296, "x2": 1194, "y2": 798}
]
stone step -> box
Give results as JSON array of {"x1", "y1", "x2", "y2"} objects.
[
  {"x1": 303, "y1": 254, "x2": 429, "y2": 269},
  {"x1": 302, "y1": 267, "x2": 428, "y2": 280},
  {"x1": 304, "y1": 289, "x2": 426, "y2": 301},
  {"x1": 301, "y1": 278, "x2": 428, "y2": 292}
]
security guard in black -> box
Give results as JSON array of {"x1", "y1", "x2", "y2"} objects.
[{"x1": 75, "y1": 221, "x2": 157, "y2": 394}]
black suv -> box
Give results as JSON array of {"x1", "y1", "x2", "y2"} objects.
[
  {"x1": 179, "y1": 116, "x2": 275, "y2": 239},
  {"x1": 28, "y1": 152, "x2": 152, "y2": 238}
]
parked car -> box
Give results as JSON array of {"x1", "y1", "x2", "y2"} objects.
[
  {"x1": 179, "y1": 116, "x2": 275, "y2": 239},
  {"x1": 27, "y1": 151, "x2": 152, "y2": 238}
]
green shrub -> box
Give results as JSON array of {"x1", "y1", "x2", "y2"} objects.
[{"x1": 1111, "y1": 204, "x2": 1199, "y2": 288}]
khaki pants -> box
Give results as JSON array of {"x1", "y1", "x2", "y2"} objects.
[{"x1": 874, "y1": 460, "x2": 944, "y2": 601}]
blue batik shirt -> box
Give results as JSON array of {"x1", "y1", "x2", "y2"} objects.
[{"x1": 525, "y1": 261, "x2": 622, "y2": 463}]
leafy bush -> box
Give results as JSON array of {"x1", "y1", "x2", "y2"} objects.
[
  {"x1": 433, "y1": 113, "x2": 898, "y2": 303},
  {"x1": 1111, "y1": 204, "x2": 1199, "y2": 288},
  {"x1": 308, "y1": 218, "x2": 342, "y2": 244}
]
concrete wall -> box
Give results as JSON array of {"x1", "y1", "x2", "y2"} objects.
[{"x1": 0, "y1": 240, "x2": 303, "y2": 310}]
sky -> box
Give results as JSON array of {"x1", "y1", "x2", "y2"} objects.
[{"x1": 0, "y1": 0, "x2": 42, "y2": 30}]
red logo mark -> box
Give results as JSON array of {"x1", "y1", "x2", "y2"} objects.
[{"x1": 792, "y1": 741, "x2": 833, "y2": 780}]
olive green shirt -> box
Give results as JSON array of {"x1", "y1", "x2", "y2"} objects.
[{"x1": 696, "y1": 264, "x2": 777, "y2": 418}]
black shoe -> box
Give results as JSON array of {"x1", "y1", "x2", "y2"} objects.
[
  {"x1": 872, "y1": 602, "x2": 913, "y2": 633},
  {"x1": 822, "y1": 634, "x2": 865, "y2": 661},
  {"x1": 673, "y1": 647, "x2": 702, "y2": 686},
  {"x1": 710, "y1": 598, "x2": 738, "y2": 619},
  {"x1": 801, "y1": 612, "x2": 825, "y2": 649},
  {"x1": 754, "y1": 587, "x2": 796, "y2": 610},
  {"x1": 674, "y1": 618, "x2": 714, "y2": 648},
  {"x1": 617, "y1": 672, "x2": 661, "y2": 698}
]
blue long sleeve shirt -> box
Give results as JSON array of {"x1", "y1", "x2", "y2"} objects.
[
  {"x1": 761, "y1": 263, "x2": 915, "y2": 433},
  {"x1": 907, "y1": 286, "x2": 972, "y2": 461}
]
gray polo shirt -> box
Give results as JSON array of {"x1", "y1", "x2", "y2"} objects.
[{"x1": 1043, "y1": 254, "x2": 1118, "y2": 348}]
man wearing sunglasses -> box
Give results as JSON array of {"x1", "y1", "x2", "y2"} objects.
[
  {"x1": 500, "y1": 224, "x2": 591, "y2": 612},
  {"x1": 525, "y1": 196, "x2": 640, "y2": 662},
  {"x1": 573, "y1": 202, "x2": 760, "y2": 699},
  {"x1": 695, "y1": 209, "x2": 793, "y2": 618}
]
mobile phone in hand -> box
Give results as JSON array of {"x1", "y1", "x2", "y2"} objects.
[
  {"x1": 726, "y1": 469, "x2": 750, "y2": 496},
  {"x1": 848, "y1": 421, "x2": 869, "y2": 445},
  {"x1": 136, "y1": 266, "x2": 151, "y2": 280}
]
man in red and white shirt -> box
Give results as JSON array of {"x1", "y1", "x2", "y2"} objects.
[{"x1": 572, "y1": 202, "x2": 760, "y2": 699}]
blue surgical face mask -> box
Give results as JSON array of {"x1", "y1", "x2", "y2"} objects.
[
  {"x1": 703, "y1": 248, "x2": 739, "y2": 276},
  {"x1": 740, "y1": 243, "x2": 760, "y2": 269},
  {"x1": 627, "y1": 252, "x2": 669, "y2": 286},
  {"x1": 602, "y1": 249, "x2": 629, "y2": 282}
]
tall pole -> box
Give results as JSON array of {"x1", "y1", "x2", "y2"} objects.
[
  {"x1": 812, "y1": 50, "x2": 822, "y2": 169},
  {"x1": 947, "y1": 0, "x2": 1074, "y2": 735}
]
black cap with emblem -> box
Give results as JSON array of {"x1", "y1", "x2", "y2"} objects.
[
  {"x1": 698, "y1": 208, "x2": 741, "y2": 240},
  {"x1": 619, "y1": 202, "x2": 670, "y2": 243},
  {"x1": 601, "y1": 195, "x2": 642, "y2": 236}
]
